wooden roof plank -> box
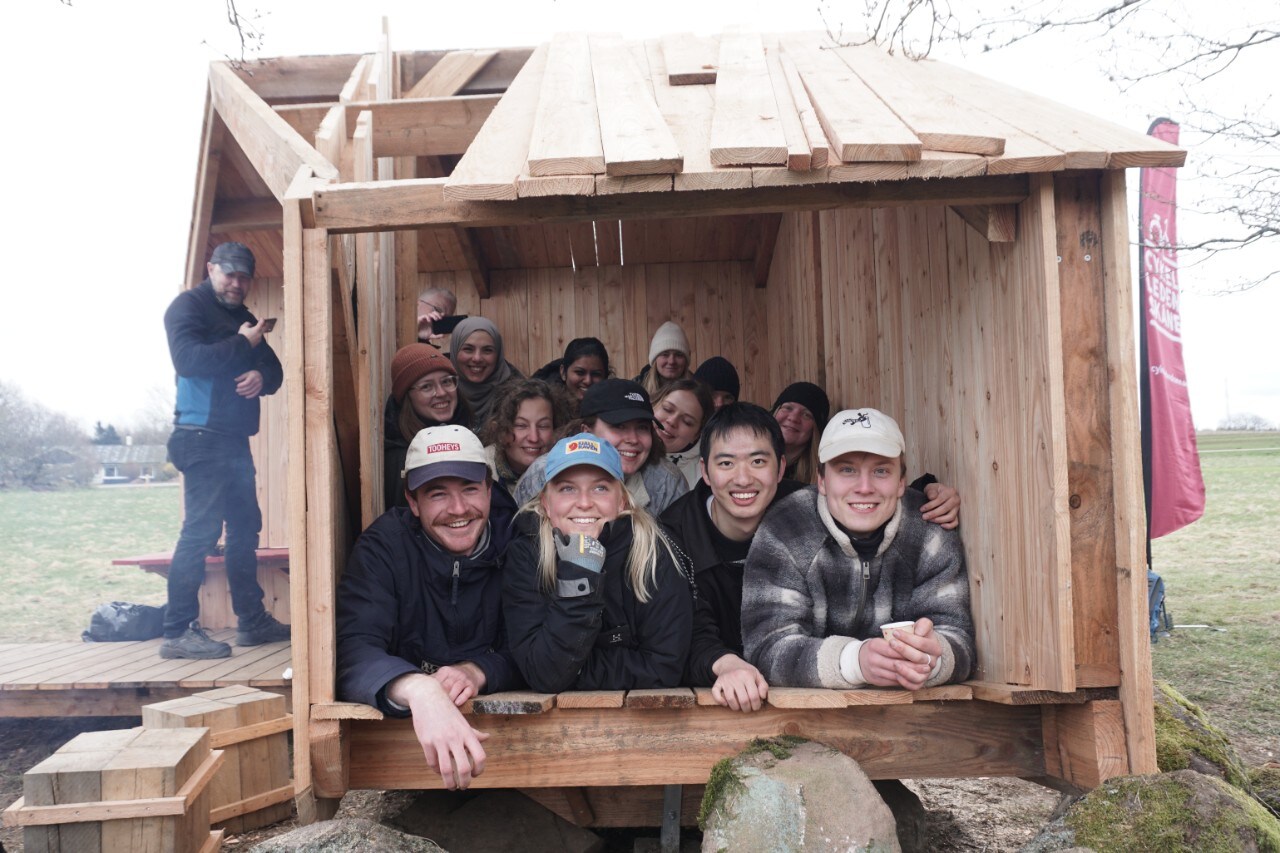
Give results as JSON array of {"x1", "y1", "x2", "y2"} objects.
[
  {"x1": 779, "y1": 53, "x2": 829, "y2": 169},
  {"x1": 208, "y1": 62, "x2": 338, "y2": 201},
  {"x1": 709, "y1": 33, "x2": 788, "y2": 166},
  {"x1": 527, "y1": 33, "x2": 606, "y2": 177},
  {"x1": 764, "y1": 40, "x2": 813, "y2": 171},
  {"x1": 595, "y1": 173, "x2": 673, "y2": 195},
  {"x1": 779, "y1": 34, "x2": 922, "y2": 163},
  {"x1": 907, "y1": 56, "x2": 1184, "y2": 169},
  {"x1": 661, "y1": 33, "x2": 719, "y2": 85},
  {"x1": 832, "y1": 42, "x2": 1007, "y2": 156},
  {"x1": 643, "y1": 39, "x2": 751, "y2": 191},
  {"x1": 445, "y1": 43, "x2": 549, "y2": 201},
  {"x1": 590, "y1": 35, "x2": 683, "y2": 176},
  {"x1": 405, "y1": 49, "x2": 497, "y2": 99}
]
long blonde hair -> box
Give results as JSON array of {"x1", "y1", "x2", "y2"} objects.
[{"x1": 519, "y1": 486, "x2": 677, "y2": 605}]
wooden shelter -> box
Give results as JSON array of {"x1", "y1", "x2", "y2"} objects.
[{"x1": 184, "y1": 28, "x2": 1185, "y2": 824}]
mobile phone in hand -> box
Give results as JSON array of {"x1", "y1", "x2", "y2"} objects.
[
  {"x1": 430, "y1": 314, "x2": 468, "y2": 335},
  {"x1": 261, "y1": 318, "x2": 278, "y2": 333}
]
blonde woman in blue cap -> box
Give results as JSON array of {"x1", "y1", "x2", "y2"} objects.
[{"x1": 502, "y1": 433, "x2": 693, "y2": 693}]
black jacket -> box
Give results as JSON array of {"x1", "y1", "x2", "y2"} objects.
[
  {"x1": 335, "y1": 489, "x2": 520, "y2": 716},
  {"x1": 660, "y1": 479, "x2": 806, "y2": 685},
  {"x1": 164, "y1": 279, "x2": 283, "y2": 436},
  {"x1": 502, "y1": 514, "x2": 693, "y2": 693}
]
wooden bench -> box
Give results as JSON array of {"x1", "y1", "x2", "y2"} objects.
[
  {"x1": 305, "y1": 683, "x2": 1125, "y2": 827},
  {"x1": 112, "y1": 549, "x2": 290, "y2": 631}
]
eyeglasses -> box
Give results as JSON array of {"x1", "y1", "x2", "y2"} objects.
[
  {"x1": 418, "y1": 299, "x2": 446, "y2": 315},
  {"x1": 410, "y1": 376, "x2": 458, "y2": 395}
]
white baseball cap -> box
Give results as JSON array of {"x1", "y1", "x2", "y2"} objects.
[
  {"x1": 818, "y1": 408, "x2": 905, "y2": 463},
  {"x1": 404, "y1": 424, "x2": 487, "y2": 491}
]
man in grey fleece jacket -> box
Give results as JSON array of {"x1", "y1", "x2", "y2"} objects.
[{"x1": 742, "y1": 408, "x2": 975, "y2": 690}]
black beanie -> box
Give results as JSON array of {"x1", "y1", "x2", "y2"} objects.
[
  {"x1": 771, "y1": 382, "x2": 830, "y2": 429},
  {"x1": 694, "y1": 356, "x2": 740, "y2": 400}
]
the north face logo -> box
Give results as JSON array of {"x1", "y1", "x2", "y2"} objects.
[
  {"x1": 426, "y1": 442, "x2": 462, "y2": 453},
  {"x1": 624, "y1": 392, "x2": 644, "y2": 402},
  {"x1": 566, "y1": 438, "x2": 601, "y2": 454}
]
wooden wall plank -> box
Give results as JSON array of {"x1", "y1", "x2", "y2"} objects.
[
  {"x1": 1099, "y1": 169, "x2": 1157, "y2": 774},
  {"x1": 779, "y1": 35, "x2": 921, "y2": 163},
  {"x1": 446, "y1": 44, "x2": 548, "y2": 201},
  {"x1": 591, "y1": 36, "x2": 683, "y2": 176},
  {"x1": 661, "y1": 33, "x2": 718, "y2": 85},
  {"x1": 709, "y1": 33, "x2": 788, "y2": 166},
  {"x1": 528, "y1": 34, "x2": 606, "y2": 177}
]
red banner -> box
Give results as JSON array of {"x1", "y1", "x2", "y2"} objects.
[{"x1": 1139, "y1": 118, "x2": 1204, "y2": 538}]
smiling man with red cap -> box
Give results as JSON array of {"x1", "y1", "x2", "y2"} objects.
[{"x1": 336, "y1": 424, "x2": 519, "y2": 790}]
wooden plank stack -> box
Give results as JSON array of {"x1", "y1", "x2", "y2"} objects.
[
  {"x1": 4, "y1": 727, "x2": 223, "y2": 853},
  {"x1": 142, "y1": 686, "x2": 293, "y2": 833},
  {"x1": 438, "y1": 30, "x2": 1182, "y2": 201}
]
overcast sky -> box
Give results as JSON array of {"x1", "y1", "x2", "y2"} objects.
[{"x1": 3, "y1": 0, "x2": 1276, "y2": 430}]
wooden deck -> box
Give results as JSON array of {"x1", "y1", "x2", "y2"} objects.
[{"x1": 0, "y1": 630, "x2": 291, "y2": 718}]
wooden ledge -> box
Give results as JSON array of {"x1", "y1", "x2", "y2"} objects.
[{"x1": 968, "y1": 681, "x2": 1119, "y2": 705}]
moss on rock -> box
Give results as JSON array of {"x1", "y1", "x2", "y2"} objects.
[
  {"x1": 1249, "y1": 766, "x2": 1280, "y2": 819},
  {"x1": 1153, "y1": 680, "x2": 1250, "y2": 789},
  {"x1": 742, "y1": 735, "x2": 811, "y2": 763},
  {"x1": 699, "y1": 755, "x2": 747, "y2": 831},
  {"x1": 1064, "y1": 770, "x2": 1280, "y2": 853}
]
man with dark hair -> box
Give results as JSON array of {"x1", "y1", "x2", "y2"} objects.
[
  {"x1": 160, "y1": 242, "x2": 288, "y2": 660},
  {"x1": 336, "y1": 424, "x2": 520, "y2": 790},
  {"x1": 742, "y1": 408, "x2": 976, "y2": 691},
  {"x1": 662, "y1": 403, "x2": 964, "y2": 710}
]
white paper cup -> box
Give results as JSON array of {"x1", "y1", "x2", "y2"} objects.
[{"x1": 880, "y1": 621, "x2": 915, "y2": 641}]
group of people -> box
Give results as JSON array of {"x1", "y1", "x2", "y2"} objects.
[
  {"x1": 338, "y1": 286, "x2": 976, "y2": 789},
  {"x1": 159, "y1": 245, "x2": 976, "y2": 793}
]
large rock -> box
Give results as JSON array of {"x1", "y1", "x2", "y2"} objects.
[
  {"x1": 388, "y1": 789, "x2": 602, "y2": 853},
  {"x1": 1020, "y1": 769, "x2": 1280, "y2": 853},
  {"x1": 248, "y1": 817, "x2": 445, "y2": 852},
  {"x1": 699, "y1": 736, "x2": 901, "y2": 853},
  {"x1": 872, "y1": 780, "x2": 928, "y2": 853},
  {"x1": 1154, "y1": 680, "x2": 1250, "y2": 788}
]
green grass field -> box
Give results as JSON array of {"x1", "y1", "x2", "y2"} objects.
[
  {"x1": 1150, "y1": 431, "x2": 1280, "y2": 760},
  {"x1": 0, "y1": 486, "x2": 178, "y2": 642}
]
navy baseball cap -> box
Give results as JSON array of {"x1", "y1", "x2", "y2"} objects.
[{"x1": 209, "y1": 242, "x2": 256, "y2": 277}]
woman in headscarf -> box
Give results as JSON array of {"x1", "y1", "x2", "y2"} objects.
[{"x1": 449, "y1": 317, "x2": 524, "y2": 430}]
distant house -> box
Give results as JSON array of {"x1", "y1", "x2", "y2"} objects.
[{"x1": 93, "y1": 443, "x2": 169, "y2": 485}]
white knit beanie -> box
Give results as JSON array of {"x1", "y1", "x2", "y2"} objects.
[{"x1": 648, "y1": 321, "x2": 690, "y2": 363}]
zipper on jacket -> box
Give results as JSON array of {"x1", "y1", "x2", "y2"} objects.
[
  {"x1": 451, "y1": 561, "x2": 460, "y2": 606},
  {"x1": 851, "y1": 558, "x2": 871, "y2": 630}
]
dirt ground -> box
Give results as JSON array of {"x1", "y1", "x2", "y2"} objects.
[{"x1": 1, "y1": 715, "x2": 1066, "y2": 852}]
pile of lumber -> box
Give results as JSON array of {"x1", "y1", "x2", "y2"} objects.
[{"x1": 443, "y1": 30, "x2": 1178, "y2": 201}]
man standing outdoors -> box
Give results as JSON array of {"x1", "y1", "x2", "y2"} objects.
[
  {"x1": 336, "y1": 425, "x2": 520, "y2": 790},
  {"x1": 742, "y1": 408, "x2": 975, "y2": 691},
  {"x1": 160, "y1": 242, "x2": 289, "y2": 659}
]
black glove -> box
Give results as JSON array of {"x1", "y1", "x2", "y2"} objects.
[{"x1": 552, "y1": 527, "x2": 606, "y2": 574}]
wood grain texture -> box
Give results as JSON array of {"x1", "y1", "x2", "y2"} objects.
[
  {"x1": 470, "y1": 692, "x2": 556, "y2": 715},
  {"x1": 555, "y1": 691, "x2": 627, "y2": 709},
  {"x1": 661, "y1": 33, "x2": 718, "y2": 85},
  {"x1": 349, "y1": 702, "x2": 1044, "y2": 789},
  {"x1": 1042, "y1": 700, "x2": 1129, "y2": 789},
  {"x1": 405, "y1": 50, "x2": 497, "y2": 99},
  {"x1": 763, "y1": 42, "x2": 812, "y2": 171},
  {"x1": 591, "y1": 36, "x2": 683, "y2": 176},
  {"x1": 709, "y1": 33, "x2": 788, "y2": 166},
  {"x1": 342, "y1": 95, "x2": 499, "y2": 159},
  {"x1": 624, "y1": 688, "x2": 697, "y2": 709},
  {"x1": 528, "y1": 34, "x2": 606, "y2": 177}
]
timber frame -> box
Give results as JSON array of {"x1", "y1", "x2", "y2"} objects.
[{"x1": 183, "y1": 30, "x2": 1184, "y2": 825}]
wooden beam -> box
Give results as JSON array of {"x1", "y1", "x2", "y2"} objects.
[
  {"x1": 779, "y1": 53, "x2": 829, "y2": 170},
  {"x1": 951, "y1": 204, "x2": 1018, "y2": 242},
  {"x1": 1041, "y1": 700, "x2": 1129, "y2": 789},
  {"x1": 211, "y1": 198, "x2": 282, "y2": 233},
  {"x1": 185, "y1": 90, "x2": 224, "y2": 288},
  {"x1": 447, "y1": 45, "x2": 548, "y2": 201},
  {"x1": 228, "y1": 55, "x2": 364, "y2": 102},
  {"x1": 660, "y1": 33, "x2": 718, "y2": 85},
  {"x1": 590, "y1": 35, "x2": 683, "y2": 176},
  {"x1": 310, "y1": 719, "x2": 349, "y2": 799},
  {"x1": 273, "y1": 103, "x2": 335, "y2": 141},
  {"x1": 968, "y1": 681, "x2": 1118, "y2": 706},
  {"x1": 348, "y1": 701, "x2": 1045, "y2": 790},
  {"x1": 780, "y1": 35, "x2": 921, "y2": 163},
  {"x1": 527, "y1": 34, "x2": 606, "y2": 177},
  {"x1": 209, "y1": 63, "x2": 339, "y2": 200},
  {"x1": 753, "y1": 214, "x2": 783, "y2": 288},
  {"x1": 313, "y1": 174, "x2": 1031, "y2": 232},
  {"x1": 405, "y1": 49, "x2": 497, "y2": 99},
  {"x1": 1099, "y1": 169, "x2": 1158, "y2": 775},
  {"x1": 339, "y1": 96, "x2": 500, "y2": 159},
  {"x1": 338, "y1": 55, "x2": 373, "y2": 104},
  {"x1": 709, "y1": 33, "x2": 788, "y2": 166},
  {"x1": 764, "y1": 43, "x2": 812, "y2": 171}
]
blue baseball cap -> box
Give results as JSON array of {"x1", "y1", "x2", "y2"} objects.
[{"x1": 544, "y1": 432, "x2": 624, "y2": 483}]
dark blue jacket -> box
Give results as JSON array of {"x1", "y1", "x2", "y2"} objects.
[
  {"x1": 335, "y1": 488, "x2": 521, "y2": 715},
  {"x1": 164, "y1": 279, "x2": 283, "y2": 436}
]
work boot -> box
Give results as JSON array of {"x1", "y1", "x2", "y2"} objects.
[
  {"x1": 159, "y1": 622, "x2": 232, "y2": 659},
  {"x1": 236, "y1": 613, "x2": 291, "y2": 646}
]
